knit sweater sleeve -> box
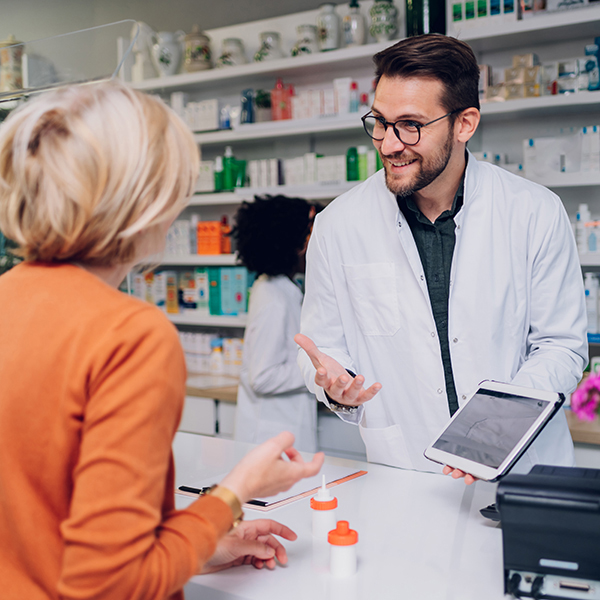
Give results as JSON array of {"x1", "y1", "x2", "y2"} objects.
[{"x1": 57, "y1": 306, "x2": 232, "y2": 600}]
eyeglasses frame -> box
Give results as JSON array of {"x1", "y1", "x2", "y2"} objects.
[{"x1": 361, "y1": 108, "x2": 463, "y2": 146}]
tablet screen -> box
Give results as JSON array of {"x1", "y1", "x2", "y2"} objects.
[{"x1": 431, "y1": 389, "x2": 549, "y2": 468}]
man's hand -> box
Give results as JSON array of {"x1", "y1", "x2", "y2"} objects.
[
  {"x1": 442, "y1": 465, "x2": 477, "y2": 485},
  {"x1": 200, "y1": 520, "x2": 296, "y2": 573},
  {"x1": 294, "y1": 333, "x2": 381, "y2": 407},
  {"x1": 219, "y1": 431, "x2": 324, "y2": 504}
]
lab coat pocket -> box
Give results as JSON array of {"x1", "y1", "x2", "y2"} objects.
[{"x1": 343, "y1": 263, "x2": 400, "y2": 336}]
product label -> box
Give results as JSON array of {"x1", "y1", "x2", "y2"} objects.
[
  {"x1": 452, "y1": 2, "x2": 463, "y2": 21},
  {"x1": 465, "y1": 1, "x2": 476, "y2": 19}
]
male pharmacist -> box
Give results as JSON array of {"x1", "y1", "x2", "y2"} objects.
[{"x1": 296, "y1": 34, "x2": 587, "y2": 476}]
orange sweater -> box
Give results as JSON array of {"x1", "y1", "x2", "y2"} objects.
[{"x1": 0, "y1": 262, "x2": 232, "y2": 600}]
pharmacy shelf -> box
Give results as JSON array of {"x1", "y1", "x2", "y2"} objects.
[
  {"x1": 579, "y1": 254, "x2": 600, "y2": 267},
  {"x1": 481, "y1": 91, "x2": 600, "y2": 121},
  {"x1": 160, "y1": 254, "x2": 238, "y2": 266},
  {"x1": 167, "y1": 313, "x2": 247, "y2": 327},
  {"x1": 193, "y1": 113, "x2": 364, "y2": 145},
  {"x1": 457, "y1": 5, "x2": 600, "y2": 54},
  {"x1": 527, "y1": 172, "x2": 600, "y2": 188},
  {"x1": 131, "y1": 40, "x2": 393, "y2": 94},
  {"x1": 192, "y1": 182, "x2": 359, "y2": 204}
]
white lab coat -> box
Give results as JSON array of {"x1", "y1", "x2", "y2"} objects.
[
  {"x1": 298, "y1": 152, "x2": 587, "y2": 473},
  {"x1": 235, "y1": 274, "x2": 318, "y2": 452}
]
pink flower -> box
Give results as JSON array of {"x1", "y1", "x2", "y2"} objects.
[{"x1": 572, "y1": 374, "x2": 600, "y2": 421}]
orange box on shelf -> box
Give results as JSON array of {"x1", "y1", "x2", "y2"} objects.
[{"x1": 197, "y1": 221, "x2": 222, "y2": 255}]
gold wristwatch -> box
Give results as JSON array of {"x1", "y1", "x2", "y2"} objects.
[{"x1": 207, "y1": 485, "x2": 244, "y2": 530}]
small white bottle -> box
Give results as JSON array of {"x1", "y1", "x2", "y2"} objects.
[
  {"x1": 310, "y1": 475, "x2": 338, "y2": 542},
  {"x1": 585, "y1": 272, "x2": 599, "y2": 335},
  {"x1": 577, "y1": 203, "x2": 592, "y2": 255},
  {"x1": 328, "y1": 520, "x2": 358, "y2": 577},
  {"x1": 209, "y1": 339, "x2": 225, "y2": 374}
]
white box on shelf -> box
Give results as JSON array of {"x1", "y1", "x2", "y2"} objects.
[
  {"x1": 197, "y1": 99, "x2": 220, "y2": 132},
  {"x1": 333, "y1": 77, "x2": 353, "y2": 114},
  {"x1": 308, "y1": 89, "x2": 323, "y2": 118},
  {"x1": 322, "y1": 89, "x2": 336, "y2": 117},
  {"x1": 259, "y1": 159, "x2": 269, "y2": 187},
  {"x1": 196, "y1": 161, "x2": 215, "y2": 193},
  {"x1": 170, "y1": 91, "x2": 187, "y2": 118},
  {"x1": 304, "y1": 152, "x2": 318, "y2": 184}
]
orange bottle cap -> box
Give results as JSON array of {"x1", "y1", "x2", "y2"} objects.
[
  {"x1": 328, "y1": 520, "x2": 358, "y2": 546},
  {"x1": 310, "y1": 496, "x2": 338, "y2": 511}
]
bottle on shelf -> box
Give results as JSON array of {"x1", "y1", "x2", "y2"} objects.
[
  {"x1": 214, "y1": 155, "x2": 224, "y2": 192},
  {"x1": 342, "y1": 0, "x2": 366, "y2": 47},
  {"x1": 209, "y1": 338, "x2": 225, "y2": 374},
  {"x1": 357, "y1": 145, "x2": 369, "y2": 180},
  {"x1": 346, "y1": 146, "x2": 359, "y2": 181},
  {"x1": 220, "y1": 215, "x2": 232, "y2": 254},
  {"x1": 577, "y1": 203, "x2": 592, "y2": 255},
  {"x1": 349, "y1": 81, "x2": 360, "y2": 113},
  {"x1": 584, "y1": 272, "x2": 599, "y2": 335},
  {"x1": 223, "y1": 146, "x2": 236, "y2": 191},
  {"x1": 405, "y1": 0, "x2": 446, "y2": 37},
  {"x1": 271, "y1": 78, "x2": 293, "y2": 121}
]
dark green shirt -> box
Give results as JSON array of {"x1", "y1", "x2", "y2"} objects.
[{"x1": 397, "y1": 177, "x2": 464, "y2": 416}]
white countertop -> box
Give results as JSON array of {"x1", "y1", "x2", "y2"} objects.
[{"x1": 174, "y1": 433, "x2": 505, "y2": 600}]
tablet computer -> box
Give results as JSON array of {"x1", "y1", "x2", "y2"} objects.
[{"x1": 423, "y1": 380, "x2": 565, "y2": 482}]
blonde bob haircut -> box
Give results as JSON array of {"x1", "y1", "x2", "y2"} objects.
[{"x1": 0, "y1": 80, "x2": 199, "y2": 265}]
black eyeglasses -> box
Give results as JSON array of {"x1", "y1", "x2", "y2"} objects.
[{"x1": 361, "y1": 109, "x2": 462, "y2": 145}]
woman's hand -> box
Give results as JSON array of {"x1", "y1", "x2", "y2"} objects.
[
  {"x1": 200, "y1": 520, "x2": 297, "y2": 573},
  {"x1": 219, "y1": 431, "x2": 324, "y2": 504}
]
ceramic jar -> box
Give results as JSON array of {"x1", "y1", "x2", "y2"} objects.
[
  {"x1": 183, "y1": 25, "x2": 212, "y2": 72},
  {"x1": 216, "y1": 38, "x2": 247, "y2": 68},
  {"x1": 291, "y1": 25, "x2": 319, "y2": 57},
  {"x1": 316, "y1": 3, "x2": 340, "y2": 52},
  {"x1": 0, "y1": 34, "x2": 23, "y2": 93},
  {"x1": 370, "y1": 0, "x2": 398, "y2": 42},
  {"x1": 253, "y1": 32, "x2": 284, "y2": 62},
  {"x1": 152, "y1": 30, "x2": 185, "y2": 76}
]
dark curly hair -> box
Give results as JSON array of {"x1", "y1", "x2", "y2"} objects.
[{"x1": 232, "y1": 195, "x2": 313, "y2": 277}]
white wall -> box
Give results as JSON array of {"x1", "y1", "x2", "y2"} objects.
[{"x1": 0, "y1": 0, "x2": 351, "y2": 43}]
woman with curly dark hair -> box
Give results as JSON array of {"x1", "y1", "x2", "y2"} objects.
[{"x1": 233, "y1": 195, "x2": 319, "y2": 452}]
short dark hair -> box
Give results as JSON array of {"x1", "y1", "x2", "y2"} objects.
[
  {"x1": 232, "y1": 195, "x2": 313, "y2": 277},
  {"x1": 373, "y1": 34, "x2": 480, "y2": 115}
]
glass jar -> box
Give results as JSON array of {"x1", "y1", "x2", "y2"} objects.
[
  {"x1": 253, "y1": 32, "x2": 284, "y2": 62},
  {"x1": 317, "y1": 3, "x2": 341, "y2": 52},
  {"x1": 216, "y1": 38, "x2": 247, "y2": 68},
  {"x1": 369, "y1": 0, "x2": 398, "y2": 42},
  {"x1": 0, "y1": 34, "x2": 23, "y2": 92},
  {"x1": 183, "y1": 25, "x2": 211, "y2": 72},
  {"x1": 291, "y1": 25, "x2": 319, "y2": 56}
]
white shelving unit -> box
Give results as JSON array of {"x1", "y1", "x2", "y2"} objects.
[
  {"x1": 132, "y1": 40, "x2": 392, "y2": 95},
  {"x1": 136, "y1": 5, "x2": 600, "y2": 336},
  {"x1": 458, "y1": 5, "x2": 600, "y2": 53},
  {"x1": 160, "y1": 254, "x2": 238, "y2": 266},
  {"x1": 167, "y1": 313, "x2": 247, "y2": 328}
]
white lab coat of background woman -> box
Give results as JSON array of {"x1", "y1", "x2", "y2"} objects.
[{"x1": 235, "y1": 274, "x2": 318, "y2": 452}]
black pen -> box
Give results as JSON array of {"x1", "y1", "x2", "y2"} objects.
[{"x1": 178, "y1": 485, "x2": 212, "y2": 495}]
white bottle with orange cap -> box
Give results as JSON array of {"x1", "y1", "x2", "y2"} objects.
[
  {"x1": 310, "y1": 474, "x2": 338, "y2": 542},
  {"x1": 328, "y1": 520, "x2": 358, "y2": 577}
]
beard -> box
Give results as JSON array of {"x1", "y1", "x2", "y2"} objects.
[{"x1": 381, "y1": 127, "x2": 454, "y2": 198}]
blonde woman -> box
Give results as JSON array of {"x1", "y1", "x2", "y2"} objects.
[{"x1": 0, "y1": 82, "x2": 323, "y2": 600}]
